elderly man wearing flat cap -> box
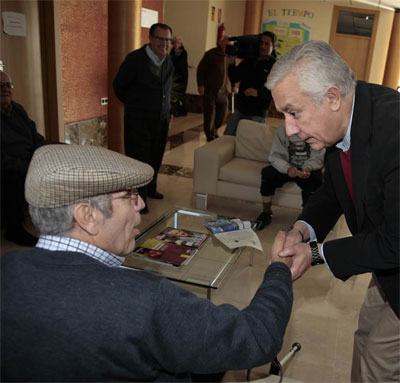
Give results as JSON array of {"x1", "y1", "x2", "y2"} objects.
[{"x1": 2, "y1": 144, "x2": 293, "y2": 382}]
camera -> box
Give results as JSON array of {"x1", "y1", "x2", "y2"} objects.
[{"x1": 226, "y1": 34, "x2": 262, "y2": 60}]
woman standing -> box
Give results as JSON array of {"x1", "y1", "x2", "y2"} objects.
[{"x1": 170, "y1": 36, "x2": 188, "y2": 117}]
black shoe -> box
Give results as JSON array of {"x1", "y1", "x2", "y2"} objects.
[
  {"x1": 141, "y1": 206, "x2": 149, "y2": 214},
  {"x1": 206, "y1": 137, "x2": 214, "y2": 142},
  {"x1": 5, "y1": 228, "x2": 38, "y2": 247},
  {"x1": 255, "y1": 211, "x2": 272, "y2": 231},
  {"x1": 148, "y1": 191, "x2": 164, "y2": 199}
]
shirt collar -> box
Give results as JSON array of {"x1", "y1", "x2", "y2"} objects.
[
  {"x1": 336, "y1": 92, "x2": 355, "y2": 153},
  {"x1": 145, "y1": 44, "x2": 166, "y2": 67},
  {"x1": 36, "y1": 235, "x2": 125, "y2": 267}
]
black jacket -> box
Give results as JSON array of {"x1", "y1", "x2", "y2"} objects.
[
  {"x1": 113, "y1": 45, "x2": 174, "y2": 120},
  {"x1": 299, "y1": 81, "x2": 400, "y2": 317},
  {"x1": 228, "y1": 56, "x2": 275, "y2": 117},
  {"x1": 1, "y1": 101, "x2": 44, "y2": 176}
]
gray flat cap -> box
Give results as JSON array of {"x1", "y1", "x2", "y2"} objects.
[{"x1": 25, "y1": 144, "x2": 154, "y2": 208}]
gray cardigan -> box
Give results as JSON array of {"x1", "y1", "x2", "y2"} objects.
[{"x1": 2, "y1": 247, "x2": 293, "y2": 381}]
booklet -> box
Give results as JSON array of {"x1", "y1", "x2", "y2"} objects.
[
  {"x1": 131, "y1": 228, "x2": 209, "y2": 267},
  {"x1": 204, "y1": 218, "x2": 263, "y2": 251}
]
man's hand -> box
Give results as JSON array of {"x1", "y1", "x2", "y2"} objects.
[
  {"x1": 287, "y1": 166, "x2": 299, "y2": 178},
  {"x1": 270, "y1": 231, "x2": 292, "y2": 268},
  {"x1": 198, "y1": 86, "x2": 204, "y2": 96},
  {"x1": 298, "y1": 167, "x2": 311, "y2": 179},
  {"x1": 278, "y1": 242, "x2": 313, "y2": 281},
  {"x1": 244, "y1": 88, "x2": 258, "y2": 97},
  {"x1": 283, "y1": 228, "x2": 304, "y2": 249}
]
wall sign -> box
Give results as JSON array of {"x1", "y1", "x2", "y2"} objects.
[
  {"x1": 141, "y1": 8, "x2": 158, "y2": 28},
  {"x1": 2, "y1": 12, "x2": 26, "y2": 36},
  {"x1": 266, "y1": 9, "x2": 314, "y2": 18},
  {"x1": 263, "y1": 20, "x2": 310, "y2": 59}
]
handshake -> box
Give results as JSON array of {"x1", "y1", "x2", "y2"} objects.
[{"x1": 270, "y1": 224, "x2": 321, "y2": 281}]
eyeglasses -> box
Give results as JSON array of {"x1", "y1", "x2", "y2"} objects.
[
  {"x1": 115, "y1": 188, "x2": 139, "y2": 203},
  {"x1": 0, "y1": 82, "x2": 14, "y2": 89},
  {"x1": 151, "y1": 34, "x2": 172, "y2": 44},
  {"x1": 101, "y1": 188, "x2": 140, "y2": 207}
]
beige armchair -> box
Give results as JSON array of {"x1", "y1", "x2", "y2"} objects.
[{"x1": 193, "y1": 119, "x2": 302, "y2": 210}]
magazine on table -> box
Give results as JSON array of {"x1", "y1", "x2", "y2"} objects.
[
  {"x1": 131, "y1": 228, "x2": 209, "y2": 267},
  {"x1": 204, "y1": 218, "x2": 263, "y2": 251},
  {"x1": 153, "y1": 227, "x2": 208, "y2": 248}
]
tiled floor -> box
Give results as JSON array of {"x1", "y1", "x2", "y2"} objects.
[{"x1": 1, "y1": 113, "x2": 371, "y2": 382}]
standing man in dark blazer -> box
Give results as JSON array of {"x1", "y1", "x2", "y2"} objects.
[
  {"x1": 266, "y1": 40, "x2": 399, "y2": 382},
  {"x1": 113, "y1": 23, "x2": 174, "y2": 213}
]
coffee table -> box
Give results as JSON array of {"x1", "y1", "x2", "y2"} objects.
[{"x1": 121, "y1": 207, "x2": 254, "y2": 299}]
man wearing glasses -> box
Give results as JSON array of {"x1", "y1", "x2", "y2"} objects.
[
  {"x1": 2, "y1": 144, "x2": 293, "y2": 381},
  {"x1": 113, "y1": 23, "x2": 174, "y2": 213},
  {"x1": 1, "y1": 70, "x2": 44, "y2": 246}
]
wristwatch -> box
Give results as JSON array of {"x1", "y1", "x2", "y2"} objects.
[{"x1": 309, "y1": 241, "x2": 324, "y2": 266}]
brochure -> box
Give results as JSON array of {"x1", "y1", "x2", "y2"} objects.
[{"x1": 204, "y1": 218, "x2": 263, "y2": 251}]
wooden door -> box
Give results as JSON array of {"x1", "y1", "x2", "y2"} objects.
[{"x1": 329, "y1": 6, "x2": 379, "y2": 81}]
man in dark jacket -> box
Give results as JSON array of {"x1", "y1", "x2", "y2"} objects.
[
  {"x1": 224, "y1": 31, "x2": 276, "y2": 136},
  {"x1": 113, "y1": 23, "x2": 174, "y2": 212},
  {"x1": 1, "y1": 70, "x2": 44, "y2": 246},
  {"x1": 268, "y1": 40, "x2": 399, "y2": 382}
]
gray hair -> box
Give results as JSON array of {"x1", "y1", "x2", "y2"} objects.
[
  {"x1": 173, "y1": 36, "x2": 184, "y2": 45},
  {"x1": 266, "y1": 40, "x2": 357, "y2": 105},
  {"x1": 29, "y1": 194, "x2": 113, "y2": 236}
]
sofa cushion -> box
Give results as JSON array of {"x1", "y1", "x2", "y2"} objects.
[
  {"x1": 219, "y1": 157, "x2": 266, "y2": 188},
  {"x1": 235, "y1": 120, "x2": 278, "y2": 162}
]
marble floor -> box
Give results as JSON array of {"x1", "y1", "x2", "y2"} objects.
[{"x1": 1, "y1": 113, "x2": 371, "y2": 382}]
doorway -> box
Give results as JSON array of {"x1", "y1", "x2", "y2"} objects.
[{"x1": 329, "y1": 6, "x2": 379, "y2": 81}]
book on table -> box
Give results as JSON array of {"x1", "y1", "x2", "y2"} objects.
[
  {"x1": 131, "y1": 227, "x2": 209, "y2": 267},
  {"x1": 204, "y1": 218, "x2": 263, "y2": 251}
]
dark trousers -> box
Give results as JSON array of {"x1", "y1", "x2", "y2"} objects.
[
  {"x1": 260, "y1": 165, "x2": 323, "y2": 206},
  {"x1": 124, "y1": 110, "x2": 169, "y2": 201},
  {"x1": 203, "y1": 90, "x2": 228, "y2": 140},
  {"x1": 1, "y1": 171, "x2": 27, "y2": 232}
]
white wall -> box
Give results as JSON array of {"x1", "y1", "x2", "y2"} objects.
[
  {"x1": 0, "y1": 0, "x2": 45, "y2": 136},
  {"x1": 165, "y1": 0, "x2": 245, "y2": 95}
]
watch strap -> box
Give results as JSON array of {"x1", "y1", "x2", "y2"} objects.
[{"x1": 310, "y1": 241, "x2": 324, "y2": 266}]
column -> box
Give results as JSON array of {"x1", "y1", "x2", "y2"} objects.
[
  {"x1": 108, "y1": 0, "x2": 142, "y2": 153},
  {"x1": 243, "y1": 0, "x2": 264, "y2": 35},
  {"x1": 383, "y1": 9, "x2": 400, "y2": 91}
]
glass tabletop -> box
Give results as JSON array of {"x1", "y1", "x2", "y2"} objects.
[{"x1": 121, "y1": 207, "x2": 248, "y2": 289}]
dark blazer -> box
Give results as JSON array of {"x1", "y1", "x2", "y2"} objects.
[
  {"x1": 113, "y1": 45, "x2": 174, "y2": 120},
  {"x1": 299, "y1": 81, "x2": 399, "y2": 317}
]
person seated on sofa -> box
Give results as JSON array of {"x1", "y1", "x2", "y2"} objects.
[
  {"x1": 2, "y1": 144, "x2": 294, "y2": 382},
  {"x1": 257, "y1": 124, "x2": 325, "y2": 230},
  {"x1": 1, "y1": 70, "x2": 45, "y2": 246}
]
